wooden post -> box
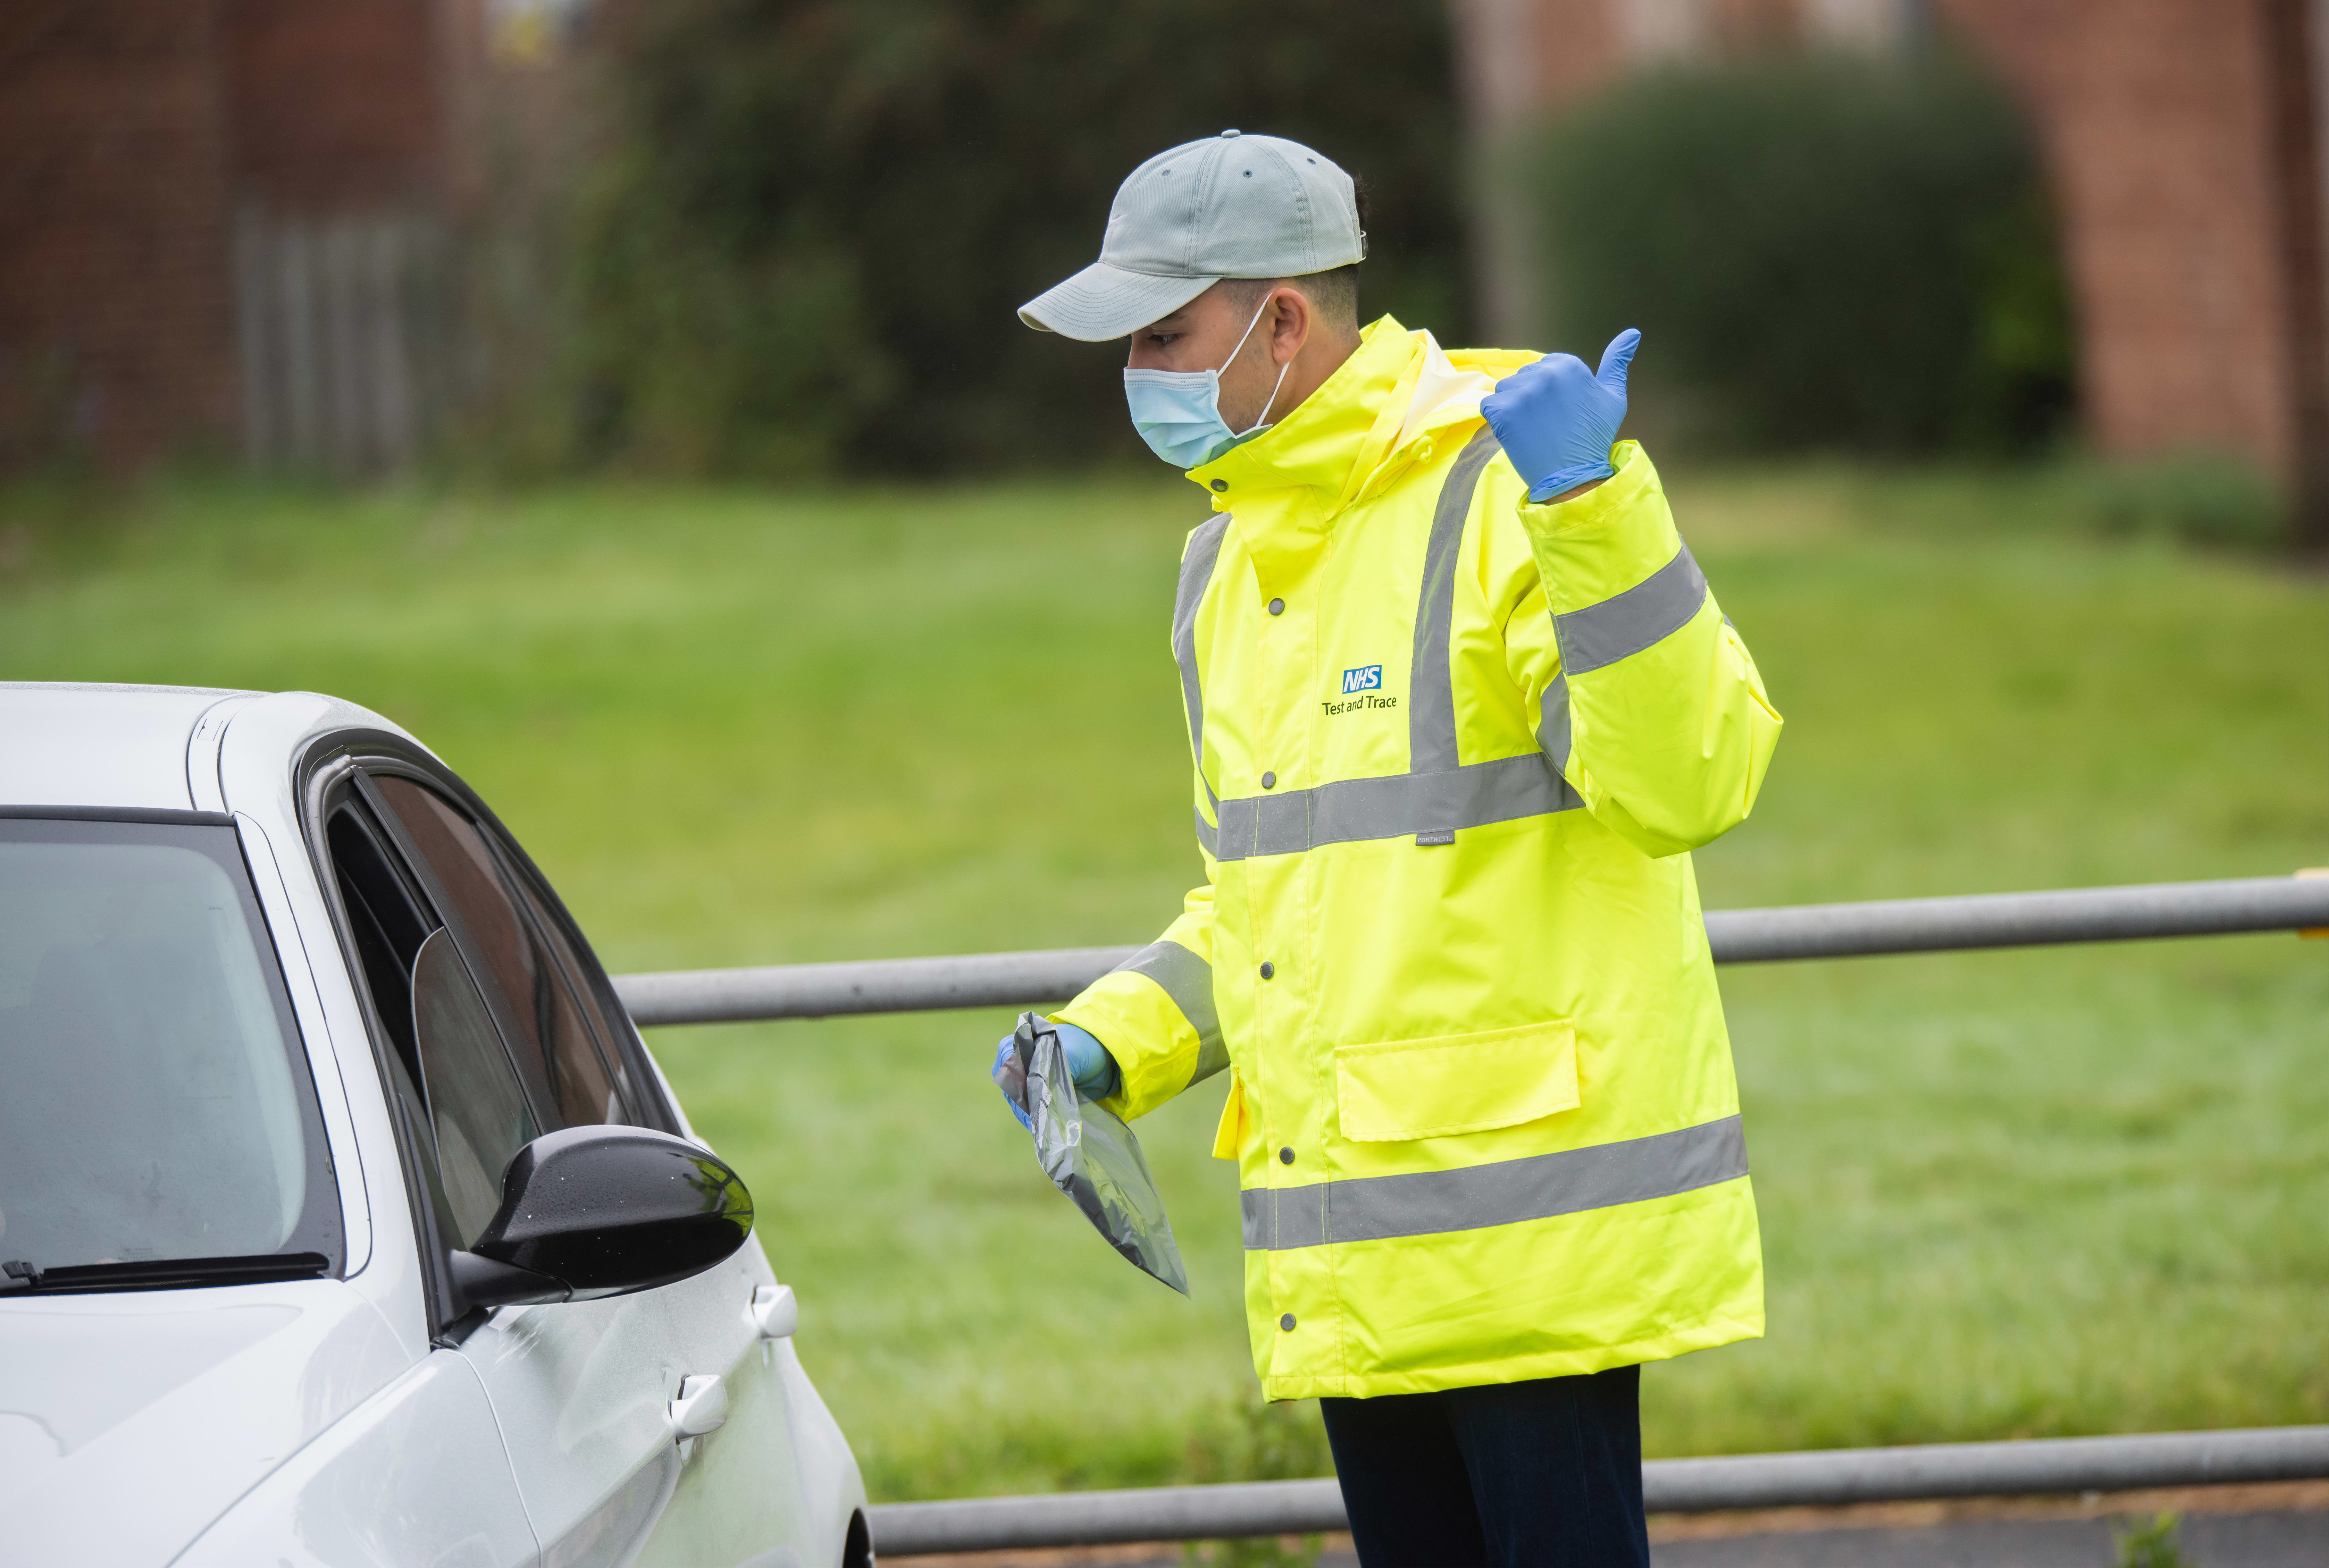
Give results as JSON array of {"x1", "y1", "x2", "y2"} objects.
[
  {"x1": 1447, "y1": 0, "x2": 1549, "y2": 348},
  {"x1": 234, "y1": 205, "x2": 277, "y2": 467},
  {"x1": 2265, "y1": 0, "x2": 2329, "y2": 554}
]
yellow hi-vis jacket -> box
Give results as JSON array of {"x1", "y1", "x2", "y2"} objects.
[{"x1": 1056, "y1": 317, "x2": 1783, "y2": 1401}]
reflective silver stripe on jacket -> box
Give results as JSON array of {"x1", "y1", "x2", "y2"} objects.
[
  {"x1": 1174, "y1": 514, "x2": 1232, "y2": 815},
  {"x1": 1108, "y1": 939, "x2": 1227, "y2": 1086},
  {"x1": 1240, "y1": 1114, "x2": 1748, "y2": 1250},
  {"x1": 1206, "y1": 426, "x2": 1581, "y2": 862},
  {"x1": 1213, "y1": 754, "x2": 1577, "y2": 862},
  {"x1": 1535, "y1": 673, "x2": 1573, "y2": 776},
  {"x1": 1555, "y1": 544, "x2": 1709, "y2": 676},
  {"x1": 1407, "y1": 427, "x2": 1504, "y2": 775},
  {"x1": 1195, "y1": 807, "x2": 1220, "y2": 859}
]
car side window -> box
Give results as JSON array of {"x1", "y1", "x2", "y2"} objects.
[
  {"x1": 325, "y1": 795, "x2": 537, "y2": 1256},
  {"x1": 412, "y1": 928, "x2": 539, "y2": 1242},
  {"x1": 492, "y1": 849, "x2": 650, "y2": 1127},
  {"x1": 368, "y1": 774, "x2": 634, "y2": 1131}
]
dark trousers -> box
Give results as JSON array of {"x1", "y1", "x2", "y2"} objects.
[{"x1": 1320, "y1": 1365, "x2": 1649, "y2": 1568}]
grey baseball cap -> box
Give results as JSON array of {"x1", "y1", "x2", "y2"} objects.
[{"x1": 1019, "y1": 130, "x2": 1366, "y2": 342}]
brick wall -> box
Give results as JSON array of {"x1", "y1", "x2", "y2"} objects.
[
  {"x1": 1937, "y1": 0, "x2": 2316, "y2": 477},
  {"x1": 0, "y1": 0, "x2": 457, "y2": 473},
  {"x1": 1450, "y1": 0, "x2": 2329, "y2": 512},
  {"x1": 225, "y1": 0, "x2": 445, "y2": 212},
  {"x1": 0, "y1": 0, "x2": 239, "y2": 467}
]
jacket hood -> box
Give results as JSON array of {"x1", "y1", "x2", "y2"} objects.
[{"x1": 0, "y1": 1280, "x2": 407, "y2": 1562}]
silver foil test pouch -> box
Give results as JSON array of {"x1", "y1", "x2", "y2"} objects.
[{"x1": 1000, "y1": 1012, "x2": 1189, "y2": 1294}]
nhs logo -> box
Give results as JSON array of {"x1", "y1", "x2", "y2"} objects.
[{"x1": 1325, "y1": 664, "x2": 1392, "y2": 717}]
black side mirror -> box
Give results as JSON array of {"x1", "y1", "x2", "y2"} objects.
[{"x1": 447, "y1": 1126, "x2": 754, "y2": 1310}]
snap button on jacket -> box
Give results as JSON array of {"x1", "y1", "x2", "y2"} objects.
[{"x1": 1056, "y1": 318, "x2": 1784, "y2": 1400}]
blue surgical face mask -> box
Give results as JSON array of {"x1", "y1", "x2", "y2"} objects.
[{"x1": 1122, "y1": 296, "x2": 1295, "y2": 470}]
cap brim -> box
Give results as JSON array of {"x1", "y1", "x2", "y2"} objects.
[{"x1": 1018, "y1": 262, "x2": 1219, "y2": 342}]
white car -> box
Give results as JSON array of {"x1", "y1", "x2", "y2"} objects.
[{"x1": 0, "y1": 683, "x2": 870, "y2": 1567}]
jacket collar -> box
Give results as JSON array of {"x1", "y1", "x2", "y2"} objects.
[
  {"x1": 1397, "y1": 331, "x2": 1502, "y2": 448},
  {"x1": 1187, "y1": 314, "x2": 1424, "y2": 516}
]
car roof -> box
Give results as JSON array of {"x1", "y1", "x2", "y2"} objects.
[{"x1": 0, "y1": 682, "x2": 259, "y2": 811}]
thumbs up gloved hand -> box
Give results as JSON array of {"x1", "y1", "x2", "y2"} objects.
[
  {"x1": 1481, "y1": 328, "x2": 1641, "y2": 504},
  {"x1": 990, "y1": 1020, "x2": 1120, "y2": 1133}
]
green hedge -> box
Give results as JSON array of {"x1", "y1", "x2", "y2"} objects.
[
  {"x1": 562, "y1": 0, "x2": 1469, "y2": 477},
  {"x1": 1529, "y1": 50, "x2": 2075, "y2": 456}
]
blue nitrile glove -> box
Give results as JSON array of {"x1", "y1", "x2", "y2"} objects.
[
  {"x1": 991, "y1": 1039, "x2": 1036, "y2": 1131},
  {"x1": 1056, "y1": 1021, "x2": 1122, "y2": 1099},
  {"x1": 1480, "y1": 328, "x2": 1641, "y2": 503},
  {"x1": 990, "y1": 1021, "x2": 1121, "y2": 1133}
]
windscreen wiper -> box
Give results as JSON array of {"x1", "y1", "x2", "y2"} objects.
[{"x1": 0, "y1": 1252, "x2": 331, "y2": 1295}]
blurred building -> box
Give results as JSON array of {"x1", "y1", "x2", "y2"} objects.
[
  {"x1": 9, "y1": 0, "x2": 2325, "y2": 528},
  {"x1": 0, "y1": 0, "x2": 593, "y2": 474},
  {"x1": 1452, "y1": 0, "x2": 2329, "y2": 532}
]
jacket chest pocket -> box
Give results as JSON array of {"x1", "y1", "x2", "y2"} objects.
[{"x1": 1334, "y1": 1020, "x2": 1579, "y2": 1141}]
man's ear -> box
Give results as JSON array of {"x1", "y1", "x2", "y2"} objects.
[{"x1": 1270, "y1": 286, "x2": 1312, "y2": 364}]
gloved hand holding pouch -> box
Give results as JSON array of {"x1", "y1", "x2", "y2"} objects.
[{"x1": 1004, "y1": 1011, "x2": 1189, "y2": 1295}]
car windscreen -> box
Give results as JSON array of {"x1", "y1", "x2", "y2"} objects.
[{"x1": 0, "y1": 816, "x2": 339, "y2": 1290}]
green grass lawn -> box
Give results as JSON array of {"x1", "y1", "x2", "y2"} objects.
[{"x1": 3, "y1": 463, "x2": 2326, "y2": 1502}]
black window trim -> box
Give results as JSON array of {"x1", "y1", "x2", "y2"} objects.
[
  {"x1": 350, "y1": 768, "x2": 564, "y2": 1138},
  {"x1": 350, "y1": 756, "x2": 673, "y2": 1135},
  {"x1": 304, "y1": 758, "x2": 470, "y2": 1339},
  {"x1": 294, "y1": 730, "x2": 682, "y2": 1343},
  {"x1": 0, "y1": 806, "x2": 233, "y2": 826}
]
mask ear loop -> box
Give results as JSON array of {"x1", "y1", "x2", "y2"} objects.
[{"x1": 1217, "y1": 293, "x2": 1297, "y2": 440}]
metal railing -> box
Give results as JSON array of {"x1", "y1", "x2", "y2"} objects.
[
  {"x1": 612, "y1": 874, "x2": 2329, "y2": 1027},
  {"x1": 609, "y1": 871, "x2": 2329, "y2": 1554},
  {"x1": 864, "y1": 1425, "x2": 2329, "y2": 1556}
]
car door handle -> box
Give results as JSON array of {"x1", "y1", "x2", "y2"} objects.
[
  {"x1": 669, "y1": 1374, "x2": 729, "y2": 1440},
  {"x1": 752, "y1": 1283, "x2": 798, "y2": 1340}
]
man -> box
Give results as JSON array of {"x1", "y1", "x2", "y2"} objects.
[{"x1": 995, "y1": 130, "x2": 1783, "y2": 1567}]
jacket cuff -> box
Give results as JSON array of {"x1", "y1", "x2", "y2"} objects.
[
  {"x1": 1517, "y1": 441, "x2": 1684, "y2": 615},
  {"x1": 1054, "y1": 984, "x2": 1199, "y2": 1121}
]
